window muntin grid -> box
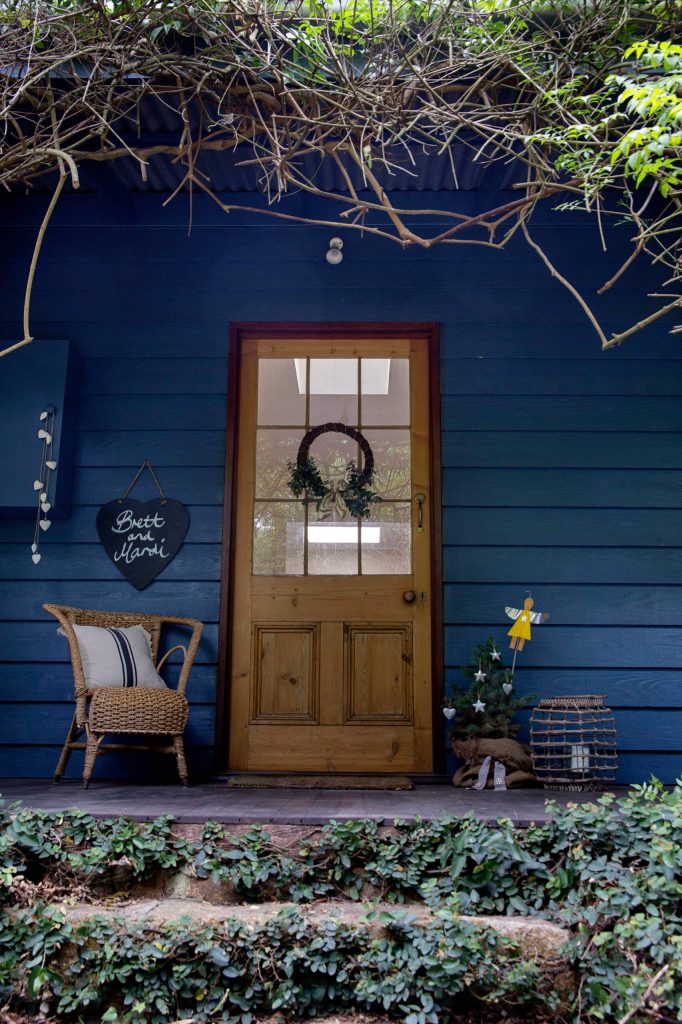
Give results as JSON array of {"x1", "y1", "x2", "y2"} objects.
[{"x1": 253, "y1": 357, "x2": 411, "y2": 576}]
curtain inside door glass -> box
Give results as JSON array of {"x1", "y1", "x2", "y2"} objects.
[{"x1": 253, "y1": 357, "x2": 412, "y2": 575}]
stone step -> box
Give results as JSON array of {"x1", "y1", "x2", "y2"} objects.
[
  {"x1": 51, "y1": 899, "x2": 575, "y2": 1015},
  {"x1": 62, "y1": 897, "x2": 570, "y2": 961}
]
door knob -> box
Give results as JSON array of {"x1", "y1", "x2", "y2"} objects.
[{"x1": 403, "y1": 590, "x2": 416, "y2": 603}]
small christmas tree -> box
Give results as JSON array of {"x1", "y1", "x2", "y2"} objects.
[{"x1": 444, "y1": 637, "x2": 536, "y2": 740}]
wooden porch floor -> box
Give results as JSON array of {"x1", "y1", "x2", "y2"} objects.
[{"x1": 0, "y1": 780, "x2": 629, "y2": 825}]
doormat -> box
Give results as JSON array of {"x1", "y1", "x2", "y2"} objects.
[{"x1": 226, "y1": 774, "x2": 414, "y2": 791}]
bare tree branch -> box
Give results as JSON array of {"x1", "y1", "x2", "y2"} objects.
[{"x1": 0, "y1": 0, "x2": 680, "y2": 349}]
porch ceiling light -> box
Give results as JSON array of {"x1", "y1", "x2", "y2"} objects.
[
  {"x1": 326, "y1": 236, "x2": 344, "y2": 264},
  {"x1": 308, "y1": 525, "x2": 380, "y2": 543},
  {"x1": 294, "y1": 358, "x2": 391, "y2": 395}
]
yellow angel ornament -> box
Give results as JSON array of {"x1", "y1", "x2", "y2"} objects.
[{"x1": 505, "y1": 595, "x2": 549, "y2": 653}]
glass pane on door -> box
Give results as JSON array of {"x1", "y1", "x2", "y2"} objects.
[
  {"x1": 362, "y1": 358, "x2": 410, "y2": 425},
  {"x1": 364, "y1": 429, "x2": 411, "y2": 499},
  {"x1": 255, "y1": 430, "x2": 302, "y2": 499},
  {"x1": 361, "y1": 504, "x2": 411, "y2": 575},
  {"x1": 308, "y1": 515, "x2": 359, "y2": 576},
  {"x1": 257, "y1": 359, "x2": 306, "y2": 425},
  {"x1": 309, "y1": 358, "x2": 358, "y2": 424},
  {"x1": 253, "y1": 502, "x2": 305, "y2": 575},
  {"x1": 254, "y1": 356, "x2": 412, "y2": 575}
]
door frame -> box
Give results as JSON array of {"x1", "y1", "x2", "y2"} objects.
[{"x1": 215, "y1": 322, "x2": 444, "y2": 774}]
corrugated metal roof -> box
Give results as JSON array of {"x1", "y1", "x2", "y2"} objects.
[
  {"x1": 105, "y1": 142, "x2": 523, "y2": 193},
  {"x1": 103, "y1": 95, "x2": 525, "y2": 192},
  {"x1": 25, "y1": 94, "x2": 526, "y2": 194}
]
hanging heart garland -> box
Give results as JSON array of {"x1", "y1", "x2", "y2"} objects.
[
  {"x1": 287, "y1": 422, "x2": 381, "y2": 519},
  {"x1": 30, "y1": 406, "x2": 56, "y2": 567}
]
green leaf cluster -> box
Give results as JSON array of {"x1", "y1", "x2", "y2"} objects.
[
  {"x1": 0, "y1": 902, "x2": 545, "y2": 1024},
  {"x1": 535, "y1": 36, "x2": 682, "y2": 202},
  {"x1": 608, "y1": 41, "x2": 682, "y2": 194},
  {"x1": 0, "y1": 806, "x2": 191, "y2": 886},
  {"x1": 288, "y1": 456, "x2": 381, "y2": 519}
]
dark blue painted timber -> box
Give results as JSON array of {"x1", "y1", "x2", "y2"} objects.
[
  {"x1": 1, "y1": 183, "x2": 681, "y2": 783},
  {"x1": 0, "y1": 340, "x2": 80, "y2": 518}
]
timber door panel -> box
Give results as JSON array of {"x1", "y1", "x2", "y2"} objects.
[
  {"x1": 344, "y1": 624, "x2": 413, "y2": 724},
  {"x1": 229, "y1": 334, "x2": 433, "y2": 772},
  {"x1": 251, "y1": 625, "x2": 319, "y2": 723}
]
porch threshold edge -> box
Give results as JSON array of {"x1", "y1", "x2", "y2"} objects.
[{"x1": 0, "y1": 780, "x2": 634, "y2": 826}]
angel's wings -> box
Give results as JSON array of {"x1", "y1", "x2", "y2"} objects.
[{"x1": 505, "y1": 606, "x2": 549, "y2": 624}]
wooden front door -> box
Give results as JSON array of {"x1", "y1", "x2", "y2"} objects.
[{"x1": 228, "y1": 332, "x2": 434, "y2": 772}]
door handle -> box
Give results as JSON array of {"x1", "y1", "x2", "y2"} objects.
[
  {"x1": 415, "y1": 493, "x2": 426, "y2": 533},
  {"x1": 403, "y1": 590, "x2": 416, "y2": 603}
]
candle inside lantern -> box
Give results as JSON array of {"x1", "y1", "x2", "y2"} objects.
[{"x1": 570, "y1": 744, "x2": 590, "y2": 772}]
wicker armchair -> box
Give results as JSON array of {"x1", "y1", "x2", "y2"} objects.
[{"x1": 44, "y1": 604, "x2": 203, "y2": 788}]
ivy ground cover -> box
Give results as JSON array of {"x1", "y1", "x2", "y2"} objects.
[{"x1": 0, "y1": 782, "x2": 679, "y2": 1023}]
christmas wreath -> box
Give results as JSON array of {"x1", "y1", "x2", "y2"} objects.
[{"x1": 287, "y1": 423, "x2": 381, "y2": 519}]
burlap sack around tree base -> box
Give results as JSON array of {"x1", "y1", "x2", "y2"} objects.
[{"x1": 451, "y1": 737, "x2": 538, "y2": 789}]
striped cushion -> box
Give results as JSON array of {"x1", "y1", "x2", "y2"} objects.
[{"x1": 70, "y1": 624, "x2": 166, "y2": 689}]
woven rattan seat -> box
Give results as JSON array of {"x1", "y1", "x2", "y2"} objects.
[
  {"x1": 44, "y1": 604, "x2": 203, "y2": 788},
  {"x1": 89, "y1": 687, "x2": 189, "y2": 735}
]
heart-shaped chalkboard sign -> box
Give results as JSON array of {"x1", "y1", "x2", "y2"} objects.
[
  {"x1": 97, "y1": 463, "x2": 189, "y2": 590},
  {"x1": 97, "y1": 498, "x2": 189, "y2": 590}
]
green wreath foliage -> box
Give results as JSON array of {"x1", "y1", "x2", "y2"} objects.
[{"x1": 287, "y1": 456, "x2": 381, "y2": 519}]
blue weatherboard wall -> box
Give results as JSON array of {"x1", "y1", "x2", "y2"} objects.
[
  {"x1": 0, "y1": 339, "x2": 81, "y2": 519},
  {"x1": 0, "y1": 181, "x2": 681, "y2": 782}
]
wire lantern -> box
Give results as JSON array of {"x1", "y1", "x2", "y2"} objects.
[{"x1": 530, "y1": 695, "x2": 618, "y2": 792}]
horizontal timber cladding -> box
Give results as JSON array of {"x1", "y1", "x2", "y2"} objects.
[
  {"x1": 445, "y1": 548, "x2": 682, "y2": 586},
  {"x1": 0, "y1": 188, "x2": 681, "y2": 782}
]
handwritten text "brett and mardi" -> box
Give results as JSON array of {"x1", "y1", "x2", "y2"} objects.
[{"x1": 109, "y1": 510, "x2": 170, "y2": 564}]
